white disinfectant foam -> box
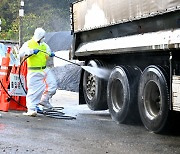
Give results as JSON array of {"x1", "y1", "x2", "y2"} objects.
[{"x1": 81, "y1": 66, "x2": 110, "y2": 80}]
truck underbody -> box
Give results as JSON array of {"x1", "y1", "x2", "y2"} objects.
[{"x1": 71, "y1": 0, "x2": 180, "y2": 133}]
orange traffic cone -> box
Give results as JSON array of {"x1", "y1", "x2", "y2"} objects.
[
  {"x1": 0, "y1": 47, "x2": 27, "y2": 112},
  {"x1": 0, "y1": 47, "x2": 11, "y2": 111}
]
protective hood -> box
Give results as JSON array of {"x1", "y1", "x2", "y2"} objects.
[{"x1": 33, "y1": 28, "x2": 46, "y2": 42}]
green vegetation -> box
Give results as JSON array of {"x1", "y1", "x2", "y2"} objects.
[{"x1": 0, "y1": 0, "x2": 75, "y2": 41}]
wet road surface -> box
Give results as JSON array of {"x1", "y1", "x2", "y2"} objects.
[{"x1": 0, "y1": 90, "x2": 180, "y2": 154}]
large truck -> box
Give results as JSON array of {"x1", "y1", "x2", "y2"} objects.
[{"x1": 70, "y1": 0, "x2": 180, "y2": 133}]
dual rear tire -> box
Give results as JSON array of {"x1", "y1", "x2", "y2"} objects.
[{"x1": 107, "y1": 65, "x2": 170, "y2": 133}]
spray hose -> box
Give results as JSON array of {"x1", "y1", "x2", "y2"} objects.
[
  {"x1": 17, "y1": 52, "x2": 76, "y2": 120},
  {"x1": 0, "y1": 50, "x2": 77, "y2": 120}
]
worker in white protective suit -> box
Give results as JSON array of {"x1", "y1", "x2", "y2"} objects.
[{"x1": 19, "y1": 28, "x2": 57, "y2": 117}]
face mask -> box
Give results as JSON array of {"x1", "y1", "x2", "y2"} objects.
[{"x1": 40, "y1": 38, "x2": 45, "y2": 43}]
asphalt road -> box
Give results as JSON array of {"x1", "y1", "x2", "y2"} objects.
[{"x1": 0, "y1": 90, "x2": 180, "y2": 154}]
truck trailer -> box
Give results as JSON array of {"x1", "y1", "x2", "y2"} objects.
[{"x1": 70, "y1": 0, "x2": 180, "y2": 133}]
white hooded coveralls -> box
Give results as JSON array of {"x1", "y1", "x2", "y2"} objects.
[{"x1": 19, "y1": 28, "x2": 57, "y2": 111}]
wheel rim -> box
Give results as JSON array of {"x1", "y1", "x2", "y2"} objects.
[
  {"x1": 85, "y1": 72, "x2": 96, "y2": 100},
  {"x1": 111, "y1": 79, "x2": 124, "y2": 113},
  {"x1": 144, "y1": 81, "x2": 161, "y2": 120}
]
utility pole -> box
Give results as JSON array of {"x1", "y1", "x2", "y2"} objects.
[
  {"x1": 0, "y1": 19, "x2": 1, "y2": 32},
  {"x1": 19, "y1": 0, "x2": 24, "y2": 47}
]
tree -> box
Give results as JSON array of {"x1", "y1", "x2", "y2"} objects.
[{"x1": 0, "y1": 0, "x2": 76, "y2": 41}]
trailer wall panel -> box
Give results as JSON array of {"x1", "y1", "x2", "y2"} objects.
[{"x1": 72, "y1": 0, "x2": 180, "y2": 32}]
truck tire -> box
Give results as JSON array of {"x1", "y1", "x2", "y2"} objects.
[
  {"x1": 107, "y1": 66, "x2": 141, "y2": 123},
  {"x1": 83, "y1": 60, "x2": 108, "y2": 110},
  {"x1": 138, "y1": 65, "x2": 170, "y2": 133}
]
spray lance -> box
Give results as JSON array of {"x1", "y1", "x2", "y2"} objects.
[{"x1": 40, "y1": 50, "x2": 110, "y2": 79}]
